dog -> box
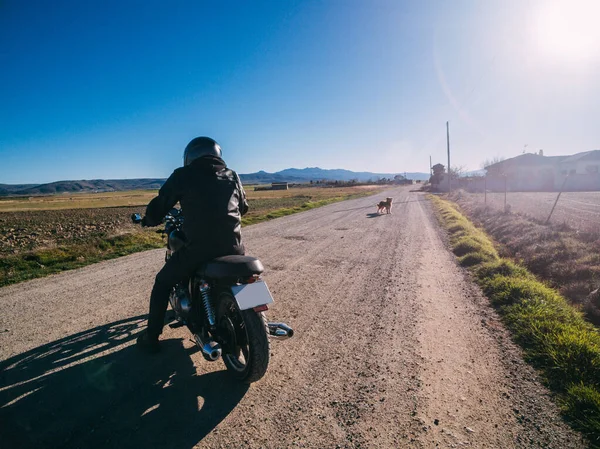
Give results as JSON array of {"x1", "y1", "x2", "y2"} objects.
[{"x1": 376, "y1": 197, "x2": 393, "y2": 214}]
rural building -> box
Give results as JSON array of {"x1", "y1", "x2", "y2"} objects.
[
  {"x1": 253, "y1": 182, "x2": 289, "y2": 191},
  {"x1": 271, "y1": 182, "x2": 289, "y2": 190},
  {"x1": 559, "y1": 150, "x2": 600, "y2": 175},
  {"x1": 483, "y1": 150, "x2": 600, "y2": 192}
]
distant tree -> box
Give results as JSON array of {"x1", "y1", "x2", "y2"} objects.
[
  {"x1": 449, "y1": 165, "x2": 468, "y2": 180},
  {"x1": 481, "y1": 156, "x2": 505, "y2": 170},
  {"x1": 432, "y1": 163, "x2": 445, "y2": 174},
  {"x1": 430, "y1": 163, "x2": 445, "y2": 185}
]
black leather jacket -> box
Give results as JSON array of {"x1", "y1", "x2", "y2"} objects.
[{"x1": 145, "y1": 156, "x2": 248, "y2": 258}]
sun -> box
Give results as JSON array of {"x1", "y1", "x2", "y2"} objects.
[{"x1": 532, "y1": 0, "x2": 600, "y2": 64}]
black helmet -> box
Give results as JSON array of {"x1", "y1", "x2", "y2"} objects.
[{"x1": 183, "y1": 136, "x2": 222, "y2": 166}]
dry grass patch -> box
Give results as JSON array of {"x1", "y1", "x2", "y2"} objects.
[{"x1": 0, "y1": 190, "x2": 159, "y2": 212}]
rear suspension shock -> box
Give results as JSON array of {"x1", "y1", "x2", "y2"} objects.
[{"x1": 199, "y1": 282, "x2": 216, "y2": 327}]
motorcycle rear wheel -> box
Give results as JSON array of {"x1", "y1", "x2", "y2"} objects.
[{"x1": 216, "y1": 290, "x2": 270, "y2": 383}]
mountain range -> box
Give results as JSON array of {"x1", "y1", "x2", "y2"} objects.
[
  {"x1": 0, "y1": 167, "x2": 430, "y2": 196},
  {"x1": 239, "y1": 167, "x2": 429, "y2": 184}
]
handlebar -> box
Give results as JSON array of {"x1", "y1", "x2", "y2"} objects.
[{"x1": 130, "y1": 208, "x2": 182, "y2": 229}]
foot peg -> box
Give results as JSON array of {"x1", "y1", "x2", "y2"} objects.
[
  {"x1": 268, "y1": 322, "x2": 294, "y2": 340},
  {"x1": 169, "y1": 321, "x2": 185, "y2": 329}
]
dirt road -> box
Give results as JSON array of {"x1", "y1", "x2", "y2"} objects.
[{"x1": 0, "y1": 187, "x2": 586, "y2": 448}]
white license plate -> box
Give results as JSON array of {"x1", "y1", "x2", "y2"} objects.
[{"x1": 231, "y1": 280, "x2": 274, "y2": 310}]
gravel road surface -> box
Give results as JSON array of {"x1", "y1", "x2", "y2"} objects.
[{"x1": 0, "y1": 187, "x2": 586, "y2": 448}]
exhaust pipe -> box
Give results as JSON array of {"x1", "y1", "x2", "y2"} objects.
[
  {"x1": 194, "y1": 334, "x2": 222, "y2": 361},
  {"x1": 268, "y1": 322, "x2": 294, "y2": 340}
]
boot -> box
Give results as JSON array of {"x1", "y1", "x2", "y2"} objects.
[{"x1": 136, "y1": 330, "x2": 160, "y2": 354}]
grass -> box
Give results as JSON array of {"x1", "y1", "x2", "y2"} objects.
[
  {"x1": 0, "y1": 230, "x2": 165, "y2": 287},
  {"x1": 430, "y1": 194, "x2": 600, "y2": 446}
]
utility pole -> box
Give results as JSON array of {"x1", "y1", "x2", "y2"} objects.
[
  {"x1": 446, "y1": 121, "x2": 451, "y2": 191},
  {"x1": 429, "y1": 155, "x2": 432, "y2": 176}
]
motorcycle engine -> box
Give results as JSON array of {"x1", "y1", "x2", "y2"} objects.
[{"x1": 169, "y1": 284, "x2": 192, "y2": 320}]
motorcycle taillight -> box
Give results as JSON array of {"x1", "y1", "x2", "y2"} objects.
[{"x1": 243, "y1": 275, "x2": 260, "y2": 284}]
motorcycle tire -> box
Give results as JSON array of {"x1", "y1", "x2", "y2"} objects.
[{"x1": 216, "y1": 291, "x2": 270, "y2": 383}]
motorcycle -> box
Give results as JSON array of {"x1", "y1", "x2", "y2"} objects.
[{"x1": 132, "y1": 208, "x2": 293, "y2": 383}]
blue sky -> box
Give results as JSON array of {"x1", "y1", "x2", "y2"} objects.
[{"x1": 1, "y1": 0, "x2": 599, "y2": 184}]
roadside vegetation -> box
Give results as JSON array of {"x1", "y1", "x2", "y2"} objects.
[
  {"x1": 430, "y1": 195, "x2": 600, "y2": 445},
  {"x1": 0, "y1": 231, "x2": 164, "y2": 286},
  {"x1": 0, "y1": 185, "x2": 385, "y2": 287}
]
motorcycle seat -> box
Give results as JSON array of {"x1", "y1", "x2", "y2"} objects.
[{"x1": 199, "y1": 255, "x2": 264, "y2": 279}]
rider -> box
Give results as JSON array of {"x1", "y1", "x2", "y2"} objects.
[{"x1": 137, "y1": 136, "x2": 249, "y2": 353}]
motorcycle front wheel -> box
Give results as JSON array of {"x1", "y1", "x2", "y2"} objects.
[{"x1": 216, "y1": 290, "x2": 270, "y2": 383}]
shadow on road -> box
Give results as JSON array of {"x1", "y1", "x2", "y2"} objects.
[
  {"x1": 366, "y1": 212, "x2": 384, "y2": 218},
  {"x1": 0, "y1": 315, "x2": 248, "y2": 449}
]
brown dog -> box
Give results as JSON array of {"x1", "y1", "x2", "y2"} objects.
[{"x1": 376, "y1": 197, "x2": 393, "y2": 214}]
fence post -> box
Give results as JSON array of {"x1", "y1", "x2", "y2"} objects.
[
  {"x1": 504, "y1": 175, "x2": 507, "y2": 212},
  {"x1": 484, "y1": 177, "x2": 487, "y2": 204},
  {"x1": 546, "y1": 175, "x2": 569, "y2": 224}
]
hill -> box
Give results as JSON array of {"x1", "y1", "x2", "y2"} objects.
[
  {"x1": 0, "y1": 184, "x2": 39, "y2": 195},
  {"x1": 0, "y1": 179, "x2": 165, "y2": 196}
]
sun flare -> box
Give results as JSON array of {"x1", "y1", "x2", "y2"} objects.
[{"x1": 533, "y1": 0, "x2": 600, "y2": 63}]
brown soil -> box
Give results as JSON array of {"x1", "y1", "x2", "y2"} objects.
[{"x1": 0, "y1": 206, "x2": 143, "y2": 255}]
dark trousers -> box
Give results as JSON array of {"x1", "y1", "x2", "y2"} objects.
[{"x1": 147, "y1": 245, "x2": 205, "y2": 337}]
